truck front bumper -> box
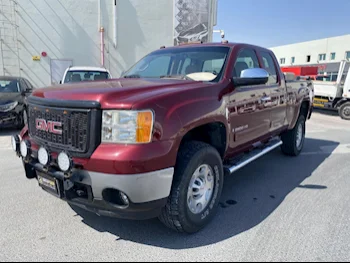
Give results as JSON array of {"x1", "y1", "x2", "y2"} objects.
[{"x1": 23, "y1": 161, "x2": 174, "y2": 220}]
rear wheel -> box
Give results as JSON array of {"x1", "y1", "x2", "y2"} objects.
[
  {"x1": 281, "y1": 115, "x2": 306, "y2": 156},
  {"x1": 339, "y1": 102, "x2": 350, "y2": 120},
  {"x1": 159, "y1": 141, "x2": 224, "y2": 234}
]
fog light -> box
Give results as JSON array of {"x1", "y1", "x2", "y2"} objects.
[
  {"x1": 120, "y1": 192, "x2": 129, "y2": 206},
  {"x1": 38, "y1": 147, "x2": 50, "y2": 166},
  {"x1": 57, "y1": 152, "x2": 72, "y2": 172},
  {"x1": 20, "y1": 140, "x2": 30, "y2": 158},
  {"x1": 11, "y1": 135, "x2": 20, "y2": 152}
]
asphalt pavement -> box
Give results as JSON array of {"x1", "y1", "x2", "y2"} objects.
[{"x1": 0, "y1": 109, "x2": 350, "y2": 262}]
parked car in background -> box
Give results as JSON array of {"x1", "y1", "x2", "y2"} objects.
[
  {"x1": 60, "y1": 66, "x2": 112, "y2": 84},
  {"x1": 0, "y1": 76, "x2": 35, "y2": 129}
]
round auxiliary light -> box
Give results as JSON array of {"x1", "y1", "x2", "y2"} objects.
[
  {"x1": 38, "y1": 147, "x2": 50, "y2": 166},
  {"x1": 11, "y1": 135, "x2": 20, "y2": 152},
  {"x1": 57, "y1": 152, "x2": 72, "y2": 172},
  {"x1": 20, "y1": 140, "x2": 30, "y2": 158}
]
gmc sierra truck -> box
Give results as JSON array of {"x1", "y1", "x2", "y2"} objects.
[{"x1": 12, "y1": 42, "x2": 313, "y2": 234}]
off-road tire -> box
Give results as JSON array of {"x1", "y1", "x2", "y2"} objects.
[
  {"x1": 281, "y1": 115, "x2": 306, "y2": 156},
  {"x1": 159, "y1": 141, "x2": 224, "y2": 234},
  {"x1": 339, "y1": 102, "x2": 350, "y2": 120}
]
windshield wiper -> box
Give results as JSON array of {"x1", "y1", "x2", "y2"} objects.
[
  {"x1": 159, "y1": 75, "x2": 194, "y2": 80},
  {"x1": 123, "y1": 74, "x2": 141, "y2": 78}
]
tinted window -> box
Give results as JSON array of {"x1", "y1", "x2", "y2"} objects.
[
  {"x1": 233, "y1": 48, "x2": 260, "y2": 78},
  {"x1": 0, "y1": 79, "x2": 20, "y2": 93},
  {"x1": 20, "y1": 80, "x2": 28, "y2": 92},
  {"x1": 24, "y1": 80, "x2": 34, "y2": 91},
  {"x1": 261, "y1": 51, "x2": 278, "y2": 84}
]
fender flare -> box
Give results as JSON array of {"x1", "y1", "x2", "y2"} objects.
[{"x1": 289, "y1": 98, "x2": 311, "y2": 129}]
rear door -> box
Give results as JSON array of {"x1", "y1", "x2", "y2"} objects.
[
  {"x1": 259, "y1": 51, "x2": 287, "y2": 132},
  {"x1": 227, "y1": 48, "x2": 272, "y2": 153}
]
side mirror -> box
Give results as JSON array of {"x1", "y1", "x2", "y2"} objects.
[
  {"x1": 59, "y1": 80, "x2": 62, "y2": 84},
  {"x1": 233, "y1": 68, "x2": 269, "y2": 87}
]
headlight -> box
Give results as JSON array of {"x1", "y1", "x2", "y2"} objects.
[
  {"x1": 0, "y1": 101, "x2": 18, "y2": 112},
  {"x1": 102, "y1": 110, "x2": 154, "y2": 144}
]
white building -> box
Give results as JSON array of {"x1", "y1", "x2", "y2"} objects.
[
  {"x1": 0, "y1": 0, "x2": 217, "y2": 88},
  {"x1": 270, "y1": 34, "x2": 350, "y2": 76}
]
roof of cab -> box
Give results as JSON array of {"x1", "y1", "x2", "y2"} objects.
[
  {"x1": 158, "y1": 42, "x2": 271, "y2": 52},
  {"x1": 67, "y1": 66, "x2": 109, "y2": 72},
  {"x1": 0, "y1": 76, "x2": 24, "y2": 81}
]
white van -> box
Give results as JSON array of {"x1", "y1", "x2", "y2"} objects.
[{"x1": 60, "y1": 66, "x2": 112, "y2": 84}]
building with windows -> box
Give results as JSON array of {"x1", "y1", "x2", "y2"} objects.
[
  {"x1": 270, "y1": 34, "x2": 350, "y2": 78},
  {"x1": 0, "y1": 0, "x2": 218, "y2": 88}
]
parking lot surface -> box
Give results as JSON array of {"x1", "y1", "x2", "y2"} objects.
[{"x1": 0, "y1": 110, "x2": 350, "y2": 262}]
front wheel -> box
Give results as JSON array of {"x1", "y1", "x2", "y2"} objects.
[
  {"x1": 159, "y1": 141, "x2": 224, "y2": 234},
  {"x1": 281, "y1": 115, "x2": 306, "y2": 156},
  {"x1": 339, "y1": 102, "x2": 350, "y2": 120}
]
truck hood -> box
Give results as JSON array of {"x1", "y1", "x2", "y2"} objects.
[
  {"x1": 31, "y1": 78, "x2": 203, "y2": 109},
  {"x1": 0, "y1": 93, "x2": 22, "y2": 104}
]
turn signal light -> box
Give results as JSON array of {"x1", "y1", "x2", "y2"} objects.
[{"x1": 136, "y1": 111, "x2": 153, "y2": 143}]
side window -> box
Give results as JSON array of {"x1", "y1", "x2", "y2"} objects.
[
  {"x1": 20, "y1": 80, "x2": 28, "y2": 92},
  {"x1": 233, "y1": 48, "x2": 260, "y2": 78},
  {"x1": 24, "y1": 80, "x2": 34, "y2": 91},
  {"x1": 260, "y1": 51, "x2": 278, "y2": 84}
]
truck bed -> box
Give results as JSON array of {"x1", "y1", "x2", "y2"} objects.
[{"x1": 313, "y1": 81, "x2": 342, "y2": 99}]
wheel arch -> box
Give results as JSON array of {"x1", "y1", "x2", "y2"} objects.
[{"x1": 178, "y1": 121, "x2": 228, "y2": 159}]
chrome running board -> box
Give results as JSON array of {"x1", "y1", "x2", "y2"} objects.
[{"x1": 224, "y1": 138, "x2": 283, "y2": 175}]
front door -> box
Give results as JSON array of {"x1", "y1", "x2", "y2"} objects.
[
  {"x1": 227, "y1": 48, "x2": 272, "y2": 154},
  {"x1": 260, "y1": 51, "x2": 287, "y2": 132}
]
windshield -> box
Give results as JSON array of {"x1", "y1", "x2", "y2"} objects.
[
  {"x1": 64, "y1": 71, "x2": 110, "y2": 83},
  {"x1": 0, "y1": 80, "x2": 20, "y2": 93},
  {"x1": 122, "y1": 46, "x2": 230, "y2": 82}
]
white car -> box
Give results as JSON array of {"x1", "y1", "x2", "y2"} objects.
[{"x1": 60, "y1": 66, "x2": 112, "y2": 84}]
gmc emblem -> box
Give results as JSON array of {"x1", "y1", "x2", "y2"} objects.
[{"x1": 36, "y1": 119, "x2": 63, "y2": 135}]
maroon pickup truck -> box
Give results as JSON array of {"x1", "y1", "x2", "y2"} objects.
[{"x1": 12, "y1": 42, "x2": 313, "y2": 234}]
